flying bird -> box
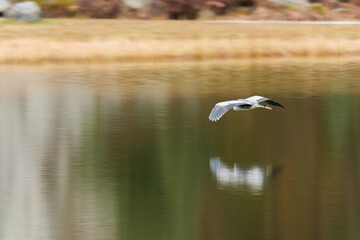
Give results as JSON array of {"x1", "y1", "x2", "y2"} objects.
[{"x1": 208, "y1": 96, "x2": 284, "y2": 122}]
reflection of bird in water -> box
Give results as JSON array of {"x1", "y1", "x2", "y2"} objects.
[
  {"x1": 210, "y1": 157, "x2": 283, "y2": 193},
  {"x1": 208, "y1": 96, "x2": 285, "y2": 122}
]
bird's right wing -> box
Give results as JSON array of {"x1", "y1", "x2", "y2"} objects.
[
  {"x1": 208, "y1": 100, "x2": 242, "y2": 122},
  {"x1": 246, "y1": 96, "x2": 285, "y2": 108}
]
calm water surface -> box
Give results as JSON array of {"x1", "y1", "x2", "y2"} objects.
[{"x1": 0, "y1": 59, "x2": 360, "y2": 240}]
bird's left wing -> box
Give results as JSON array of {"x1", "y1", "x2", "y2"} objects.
[
  {"x1": 246, "y1": 96, "x2": 285, "y2": 108},
  {"x1": 208, "y1": 100, "x2": 242, "y2": 122}
]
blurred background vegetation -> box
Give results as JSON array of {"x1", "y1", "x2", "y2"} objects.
[{"x1": 6, "y1": 0, "x2": 360, "y2": 20}]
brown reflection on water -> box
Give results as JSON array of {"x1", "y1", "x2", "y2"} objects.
[
  {"x1": 84, "y1": 58, "x2": 360, "y2": 98},
  {"x1": 0, "y1": 73, "x2": 117, "y2": 240},
  {"x1": 0, "y1": 58, "x2": 360, "y2": 240}
]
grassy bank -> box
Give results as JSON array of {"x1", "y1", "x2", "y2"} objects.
[{"x1": 1, "y1": 19, "x2": 360, "y2": 64}]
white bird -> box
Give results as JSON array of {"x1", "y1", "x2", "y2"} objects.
[{"x1": 208, "y1": 95, "x2": 284, "y2": 122}]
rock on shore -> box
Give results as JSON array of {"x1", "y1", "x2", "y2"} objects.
[{"x1": 5, "y1": 1, "x2": 42, "y2": 22}]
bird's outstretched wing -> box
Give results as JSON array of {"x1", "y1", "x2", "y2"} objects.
[
  {"x1": 208, "y1": 100, "x2": 245, "y2": 122},
  {"x1": 245, "y1": 96, "x2": 285, "y2": 108}
]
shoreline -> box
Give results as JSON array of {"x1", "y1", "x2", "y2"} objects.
[
  {"x1": 0, "y1": 19, "x2": 360, "y2": 64},
  {"x1": 1, "y1": 37, "x2": 359, "y2": 64},
  {"x1": 207, "y1": 20, "x2": 360, "y2": 24}
]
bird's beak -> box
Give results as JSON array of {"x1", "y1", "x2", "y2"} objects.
[{"x1": 265, "y1": 105, "x2": 272, "y2": 110}]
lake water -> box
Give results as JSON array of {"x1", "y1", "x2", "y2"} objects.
[{"x1": 0, "y1": 59, "x2": 360, "y2": 240}]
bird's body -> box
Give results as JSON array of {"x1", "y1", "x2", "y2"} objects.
[{"x1": 208, "y1": 96, "x2": 284, "y2": 122}]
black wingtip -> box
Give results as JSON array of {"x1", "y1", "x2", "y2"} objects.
[{"x1": 266, "y1": 100, "x2": 285, "y2": 108}]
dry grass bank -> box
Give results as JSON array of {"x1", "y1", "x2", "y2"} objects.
[{"x1": 0, "y1": 19, "x2": 360, "y2": 63}]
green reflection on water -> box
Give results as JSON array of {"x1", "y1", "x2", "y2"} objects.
[{"x1": 1, "y1": 59, "x2": 360, "y2": 240}]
